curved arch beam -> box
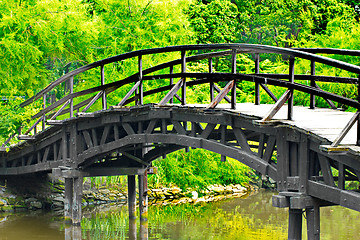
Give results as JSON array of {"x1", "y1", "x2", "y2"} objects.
[{"x1": 78, "y1": 133, "x2": 278, "y2": 181}]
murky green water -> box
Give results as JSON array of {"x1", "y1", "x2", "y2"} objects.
[{"x1": 0, "y1": 190, "x2": 359, "y2": 239}]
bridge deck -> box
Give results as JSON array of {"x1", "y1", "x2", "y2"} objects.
[{"x1": 188, "y1": 103, "x2": 357, "y2": 146}]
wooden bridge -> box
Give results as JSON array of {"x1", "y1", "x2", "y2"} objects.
[{"x1": 1, "y1": 44, "x2": 360, "y2": 240}]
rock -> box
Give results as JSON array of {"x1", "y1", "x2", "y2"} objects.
[
  {"x1": 99, "y1": 189, "x2": 110, "y2": 195},
  {"x1": 25, "y1": 197, "x2": 37, "y2": 203},
  {"x1": 53, "y1": 196, "x2": 65, "y2": 203},
  {"x1": 30, "y1": 201, "x2": 42, "y2": 209},
  {"x1": 191, "y1": 191, "x2": 198, "y2": 200},
  {"x1": 52, "y1": 201, "x2": 64, "y2": 207},
  {"x1": 170, "y1": 187, "x2": 181, "y2": 195}
]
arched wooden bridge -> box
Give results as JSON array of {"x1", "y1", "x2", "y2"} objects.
[{"x1": 1, "y1": 44, "x2": 360, "y2": 240}]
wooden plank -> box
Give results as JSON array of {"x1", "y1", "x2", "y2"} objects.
[
  {"x1": 263, "y1": 135, "x2": 276, "y2": 163},
  {"x1": 171, "y1": 120, "x2": 187, "y2": 135},
  {"x1": 118, "y1": 81, "x2": 141, "y2": 106},
  {"x1": 261, "y1": 90, "x2": 292, "y2": 122},
  {"x1": 82, "y1": 130, "x2": 94, "y2": 149},
  {"x1": 42, "y1": 147, "x2": 50, "y2": 162},
  {"x1": 100, "y1": 125, "x2": 110, "y2": 145},
  {"x1": 200, "y1": 123, "x2": 216, "y2": 139},
  {"x1": 206, "y1": 80, "x2": 234, "y2": 109},
  {"x1": 233, "y1": 128, "x2": 252, "y2": 153},
  {"x1": 122, "y1": 123, "x2": 135, "y2": 135},
  {"x1": 318, "y1": 154, "x2": 336, "y2": 187},
  {"x1": 158, "y1": 79, "x2": 184, "y2": 105}
]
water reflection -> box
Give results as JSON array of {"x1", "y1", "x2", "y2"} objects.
[{"x1": 0, "y1": 190, "x2": 359, "y2": 239}]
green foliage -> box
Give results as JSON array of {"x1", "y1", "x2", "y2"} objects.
[
  {"x1": 148, "y1": 149, "x2": 254, "y2": 191},
  {"x1": 0, "y1": 0, "x2": 99, "y2": 96},
  {"x1": 0, "y1": 97, "x2": 41, "y2": 145},
  {"x1": 186, "y1": 0, "x2": 239, "y2": 43}
]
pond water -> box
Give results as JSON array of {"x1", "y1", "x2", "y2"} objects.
[{"x1": 0, "y1": 190, "x2": 359, "y2": 239}]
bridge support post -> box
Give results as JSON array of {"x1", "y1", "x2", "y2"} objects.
[
  {"x1": 128, "y1": 175, "x2": 137, "y2": 219},
  {"x1": 288, "y1": 208, "x2": 303, "y2": 240},
  {"x1": 306, "y1": 205, "x2": 320, "y2": 240},
  {"x1": 140, "y1": 219, "x2": 149, "y2": 240},
  {"x1": 64, "y1": 178, "x2": 74, "y2": 224},
  {"x1": 138, "y1": 172, "x2": 148, "y2": 221},
  {"x1": 129, "y1": 218, "x2": 137, "y2": 240},
  {"x1": 63, "y1": 175, "x2": 83, "y2": 226},
  {"x1": 72, "y1": 176, "x2": 83, "y2": 226}
]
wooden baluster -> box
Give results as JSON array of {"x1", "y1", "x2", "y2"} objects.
[
  {"x1": 69, "y1": 76, "x2": 74, "y2": 118},
  {"x1": 101, "y1": 65, "x2": 107, "y2": 110},
  {"x1": 255, "y1": 53, "x2": 260, "y2": 105},
  {"x1": 288, "y1": 57, "x2": 295, "y2": 120},
  {"x1": 170, "y1": 65, "x2": 174, "y2": 104},
  {"x1": 357, "y1": 75, "x2": 360, "y2": 146},
  {"x1": 231, "y1": 49, "x2": 237, "y2": 110},
  {"x1": 310, "y1": 60, "x2": 316, "y2": 109},
  {"x1": 181, "y1": 50, "x2": 186, "y2": 105},
  {"x1": 209, "y1": 58, "x2": 214, "y2": 101},
  {"x1": 138, "y1": 55, "x2": 143, "y2": 105},
  {"x1": 42, "y1": 94, "x2": 46, "y2": 130}
]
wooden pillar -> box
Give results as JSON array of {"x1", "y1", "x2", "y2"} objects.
[
  {"x1": 357, "y1": 75, "x2": 360, "y2": 146},
  {"x1": 72, "y1": 176, "x2": 83, "y2": 226},
  {"x1": 72, "y1": 226, "x2": 82, "y2": 240},
  {"x1": 255, "y1": 53, "x2": 260, "y2": 105},
  {"x1": 231, "y1": 49, "x2": 237, "y2": 110},
  {"x1": 42, "y1": 94, "x2": 46, "y2": 130},
  {"x1": 140, "y1": 219, "x2": 149, "y2": 240},
  {"x1": 128, "y1": 175, "x2": 137, "y2": 219},
  {"x1": 288, "y1": 57, "x2": 295, "y2": 120},
  {"x1": 129, "y1": 218, "x2": 137, "y2": 240},
  {"x1": 64, "y1": 178, "x2": 73, "y2": 224},
  {"x1": 288, "y1": 208, "x2": 303, "y2": 240},
  {"x1": 69, "y1": 76, "x2": 74, "y2": 118},
  {"x1": 209, "y1": 58, "x2": 214, "y2": 101},
  {"x1": 310, "y1": 60, "x2": 316, "y2": 109},
  {"x1": 138, "y1": 55, "x2": 143, "y2": 105},
  {"x1": 181, "y1": 50, "x2": 186, "y2": 105},
  {"x1": 138, "y1": 172, "x2": 148, "y2": 221},
  {"x1": 170, "y1": 65, "x2": 174, "y2": 104},
  {"x1": 306, "y1": 204, "x2": 320, "y2": 240},
  {"x1": 64, "y1": 226, "x2": 72, "y2": 240},
  {"x1": 101, "y1": 65, "x2": 107, "y2": 110}
]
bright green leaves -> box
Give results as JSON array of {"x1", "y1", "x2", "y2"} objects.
[
  {"x1": 186, "y1": 0, "x2": 239, "y2": 44},
  {"x1": 0, "y1": 0, "x2": 100, "y2": 97}
]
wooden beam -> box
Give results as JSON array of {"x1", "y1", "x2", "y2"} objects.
[
  {"x1": 118, "y1": 81, "x2": 141, "y2": 106},
  {"x1": 261, "y1": 89, "x2": 292, "y2": 122},
  {"x1": 158, "y1": 79, "x2": 184, "y2": 105},
  {"x1": 206, "y1": 80, "x2": 235, "y2": 109},
  {"x1": 331, "y1": 111, "x2": 360, "y2": 147}
]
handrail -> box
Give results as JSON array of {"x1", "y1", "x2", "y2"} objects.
[
  {"x1": 6, "y1": 44, "x2": 360, "y2": 147},
  {"x1": 20, "y1": 44, "x2": 360, "y2": 108}
]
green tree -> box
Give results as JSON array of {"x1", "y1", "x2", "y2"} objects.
[
  {"x1": 186, "y1": 0, "x2": 239, "y2": 44},
  {"x1": 0, "y1": 0, "x2": 99, "y2": 97}
]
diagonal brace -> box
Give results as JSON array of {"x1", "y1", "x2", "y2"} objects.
[
  {"x1": 159, "y1": 78, "x2": 184, "y2": 105},
  {"x1": 82, "y1": 90, "x2": 104, "y2": 113},
  {"x1": 121, "y1": 151, "x2": 149, "y2": 167},
  {"x1": 118, "y1": 81, "x2": 141, "y2": 106},
  {"x1": 261, "y1": 89, "x2": 292, "y2": 122},
  {"x1": 206, "y1": 80, "x2": 234, "y2": 109},
  {"x1": 331, "y1": 111, "x2": 360, "y2": 147}
]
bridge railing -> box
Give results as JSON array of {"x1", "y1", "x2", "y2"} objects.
[{"x1": 3, "y1": 44, "x2": 360, "y2": 148}]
